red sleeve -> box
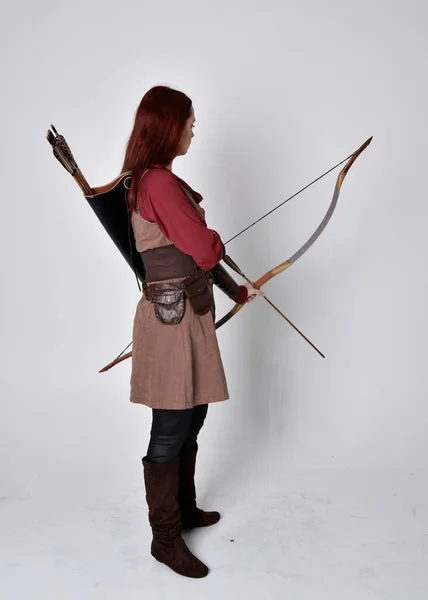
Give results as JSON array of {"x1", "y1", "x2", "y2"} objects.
[{"x1": 138, "y1": 170, "x2": 225, "y2": 271}]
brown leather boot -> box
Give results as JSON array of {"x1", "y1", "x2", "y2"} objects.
[
  {"x1": 142, "y1": 457, "x2": 209, "y2": 578},
  {"x1": 178, "y1": 443, "x2": 221, "y2": 529}
]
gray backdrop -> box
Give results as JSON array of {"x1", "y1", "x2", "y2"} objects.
[{"x1": 1, "y1": 0, "x2": 427, "y2": 598}]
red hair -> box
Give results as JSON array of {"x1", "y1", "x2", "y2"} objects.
[{"x1": 122, "y1": 85, "x2": 192, "y2": 212}]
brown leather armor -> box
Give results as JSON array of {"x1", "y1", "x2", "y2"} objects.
[{"x1": 210, "y1": 263, "x2": 241, "y2": 301}]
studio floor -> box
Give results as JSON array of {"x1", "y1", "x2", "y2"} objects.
[{"x1": 2, "y1": 467, "x2": 427, "y2": 600}]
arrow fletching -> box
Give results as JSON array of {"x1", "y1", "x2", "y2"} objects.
[{"x1": 46, "y1": 125, "x2": 93, "y2": 195}]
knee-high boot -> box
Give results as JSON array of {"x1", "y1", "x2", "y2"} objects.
[
  {"x1": 142, "y1": 457, "x2": 208, "y2": 578},
  {"x1": 177, "y1": 443, "x2": 221, "y2": 529}
]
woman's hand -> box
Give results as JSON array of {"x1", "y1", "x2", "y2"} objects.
[{"x1": 243, "y1": 281, "x2": 265, "y2": 303}]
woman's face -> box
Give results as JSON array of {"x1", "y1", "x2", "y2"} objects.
[{"x1": 177, "y1": 105, "x2": 195, "y2": 156}]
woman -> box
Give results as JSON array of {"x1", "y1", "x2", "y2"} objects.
[{"x1": 122, "y1": 85, "x2": 263, "y2": 579}]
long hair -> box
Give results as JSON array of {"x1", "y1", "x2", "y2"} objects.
[{"x1": 122, "y1": 85, "x2": 192, "y2": 212}]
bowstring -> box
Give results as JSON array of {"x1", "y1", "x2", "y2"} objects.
[{"x1": 224, "y1": 152, "x2": 354, "y2": 245}]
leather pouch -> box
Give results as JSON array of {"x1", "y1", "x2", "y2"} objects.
[
  {"x1": 144, "y1": 283, "x2": 186, "y2": 325},
  {"x1": 183, "y1": 272, "x2": 214, "y2": 316}
]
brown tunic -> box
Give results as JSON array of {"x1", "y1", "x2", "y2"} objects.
[{"x1": 129, "y1": 169, "x2": 229, "y2": 409}]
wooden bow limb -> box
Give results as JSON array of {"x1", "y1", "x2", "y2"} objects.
[
  {"x1": 216, "y1": 137, "x2": 373, "y2": 331},
  {"x1": 99, "y1": 351, "x2": 133, "y2": 372}
]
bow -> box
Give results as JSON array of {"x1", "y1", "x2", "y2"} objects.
[{"x1": 98, "y1": 136, "x2": 372, "y2": 372}]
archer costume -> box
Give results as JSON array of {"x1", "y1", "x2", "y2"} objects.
[
  {"x1": 46, "y1": 124, "x2": 372, "y2": 579},
  {"x1": 129, "y1": 165, "x2": 247, "y2": 409},
  {"x1": 129, "y1": 164, "x2": 247, "y2": 578}
]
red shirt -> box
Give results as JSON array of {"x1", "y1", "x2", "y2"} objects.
[{"x1": 135, "y1": 165, "x2": 248, "y2": 304}]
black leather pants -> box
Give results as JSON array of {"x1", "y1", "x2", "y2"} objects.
[{"x1": 145, "y1": 404, "x2": 208, "y2": 463}]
